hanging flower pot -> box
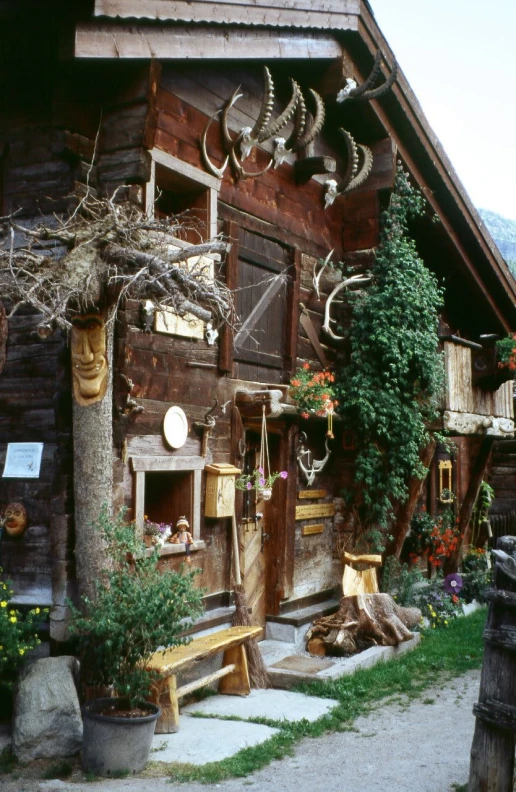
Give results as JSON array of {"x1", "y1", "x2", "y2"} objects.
[
  {"x1": 258, "y1": 487, "x2": 273, "y2": 501},
  {"x1": 234, "y1": 406, "x2": 288, "y2": 498}
]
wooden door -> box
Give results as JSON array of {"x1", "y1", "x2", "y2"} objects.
[{"x1": 240, "y1": 432, "x2": 281, "y2": 627}]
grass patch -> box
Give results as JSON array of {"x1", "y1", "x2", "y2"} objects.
[
  {"x1": 160, "y1": 609, "x2": 486, "y2": 784},
  {"x1": 42, "y1": 760, "x2": 73, "y2": 780},
  {"x1": 0, "y1": 747, "x2": 16, "y2": 775}
]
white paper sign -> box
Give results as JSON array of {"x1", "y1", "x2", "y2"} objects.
[{"x1": 2, "y1": 443, "x2": 44, "y2": 478}]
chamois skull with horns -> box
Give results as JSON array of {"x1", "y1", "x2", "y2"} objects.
[
  {"x1": 324, "y1": 128, "x2": 373, "y2": 209},
  {"x1": 337, "y1": 50, "x2": 398, "y2": 104},
  {"x1": 201, "y1": 67, "x2": 326, "y2": 180}
]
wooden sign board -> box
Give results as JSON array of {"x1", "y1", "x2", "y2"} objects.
[
  {"x1": 155, "y1": 307, "x2": 205, "y2": 340},
  {"x1": 301, "y1": 524, "x2": 324, "y2": 536},
  {"x1": 295, "y1": 503, "x2": 336, "y2": 521},
  {"x1": 297, "y1": 490, "x2": 328, "y2": 500}
]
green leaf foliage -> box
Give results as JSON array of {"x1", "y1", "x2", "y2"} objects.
[
  {"x1": 68, "y1": 508, "x2": 204, "y2": 705},
  {"x1": 336, "y1": 165, "x2": 445, "y2": 536}
]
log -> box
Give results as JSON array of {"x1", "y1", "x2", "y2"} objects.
[{"x1": 305, "y1": 593, "x2": 421, "y2": 657}]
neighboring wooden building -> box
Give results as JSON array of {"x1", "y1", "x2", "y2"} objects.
[{"x1": 1, "y1": 0, "x2": 515, "y2": 642}]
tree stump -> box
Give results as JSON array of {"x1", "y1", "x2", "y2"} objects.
[{"x1": 306, "y1": 593, "x2": 421, "y2": 657}]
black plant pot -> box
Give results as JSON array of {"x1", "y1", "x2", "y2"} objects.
[{"x1": 82, "y1": 697, "x2": 160, "y2": 777}]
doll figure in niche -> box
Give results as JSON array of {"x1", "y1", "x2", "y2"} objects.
[{"x1": 170, "y1": 516, "x2": 194, "y2": 563}]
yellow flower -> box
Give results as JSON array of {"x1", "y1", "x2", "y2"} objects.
[
  {"x1": 35, "y1": 608, "x2": 40, "y2": 614},
  {"x1": 18, "y1": 648, "x2": 25, "y2": 655},
  {"x1": 9, "y1": 616, "x2": 17, "y2": 623},
  {"x1": 444, "y1": 620, "x2": 448, "y2": 625},
  {"x1": 0, "y1": 601, "x2": 7, "y2": 608}
]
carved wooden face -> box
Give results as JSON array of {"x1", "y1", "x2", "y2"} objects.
[
  {"x1": 71, "y1": 315, "x2": 108, "y2": 406},
  {"x1": 3, "y1": 502, "x2": 27, "y2": 537}
]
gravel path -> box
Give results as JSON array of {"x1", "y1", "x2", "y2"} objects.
[{"x1": 2, "y1": 670, "x2": 480, "y2": 792}]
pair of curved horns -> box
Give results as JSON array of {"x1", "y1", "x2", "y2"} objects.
[
  {"x1": 324, "y1": 128, "x2": 373, "y2": 209},
  {"x1": 337, "y1": 50, "x2": 398, "y2": 103}
]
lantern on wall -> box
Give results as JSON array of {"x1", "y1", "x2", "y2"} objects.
[
  {"x1": 204, "y1": 464, "x2": 241, "y2": 518},
  {"x1": 438, "y1": 459, "x2": 454, "y2": 504}
]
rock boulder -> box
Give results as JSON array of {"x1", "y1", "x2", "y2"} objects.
[{"x1": 12, "y1": 656, "x2": 82, "y2": 761}]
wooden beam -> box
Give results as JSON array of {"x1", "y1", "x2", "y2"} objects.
[
  {"x1": 74, "y1": 24, "x2": 345, "y2": 60},
  {"x1": 386, "y1": 441, "x2": 436, "y2": 559}
]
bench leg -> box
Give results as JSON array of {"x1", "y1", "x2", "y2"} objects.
[
  {"x1": 218, "y1": 643, "x2": 251, "y2": 696},
  {"x1": 150, "y1": 674, "x2": 180, "y2": 733}
]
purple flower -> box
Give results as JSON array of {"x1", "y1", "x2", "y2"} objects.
[
  {"x1": 246, "y1": 482, "x2": 252, "y2": 490},
  {"x1": 258, "y1": 467, "x2": 264, "y2": 474},
  {"x1": 443, "y1": 573, "x2": 463, "y2": 595},
  {"x1": 280, "y1": 471, "x2": 288, "y2": 479},
  {"x1": 259, "y1": 477, "x2": 266, "y2": 487}
]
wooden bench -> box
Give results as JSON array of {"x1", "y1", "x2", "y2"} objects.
[{"x1": 147, "y1": 624, "x2": 262, "y2": 733}]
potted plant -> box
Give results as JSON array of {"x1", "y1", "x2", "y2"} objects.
[
  {"x1": 235, "y1": 467, "x2": 288, "y2": 501},
  {"x1": 143, "y1": 517, "x2": 172, "y2": 547},
  {"x1": 290, "y1": 363, "x2": 338, "y2": 436},
  {"x1": 496, "y1": 333, "x2": 516, "y2": 373},
  {"x1": 68, "y1": 508, "x2": 204, "y2": 776}
]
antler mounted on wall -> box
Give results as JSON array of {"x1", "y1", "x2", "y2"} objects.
[
  {"x1": 324, "y1": 128, "x2": 373, "y2": 209},
  {"x1": 201, "y1": 68, "x2": 326, "y2": 181},
  {"x1": 337, "y1": 50, "x2": 398, "y2": 104}
]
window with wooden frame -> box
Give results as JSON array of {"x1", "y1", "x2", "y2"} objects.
[
  {"x1": 144, "y1": 148, "x2": 221, "y2": 340},
  {"x1": 220, "y1": 224, "x2": 299, "y2": 383}
]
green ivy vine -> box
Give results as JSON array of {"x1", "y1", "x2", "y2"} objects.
[{"x1": 335, "y1": 165, "x2": 445, "y2": 542}]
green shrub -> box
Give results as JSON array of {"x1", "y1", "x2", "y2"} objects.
[
  {"x1": 380, "y1": 556, "x2": 423, "y2": 607},
  {"x1": 0, "y1": 571, "x2": 45, "y2": 686},
  {"x1": 68, "y1": 508, "x2": 204, "y2": 705}
]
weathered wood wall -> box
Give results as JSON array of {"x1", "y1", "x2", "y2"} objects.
[{"x1": 0, "y1": 307, "x2": 73, "y2": 623}]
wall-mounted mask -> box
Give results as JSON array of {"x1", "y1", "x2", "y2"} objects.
[
  {"x1": 71, "y1": 315, "x2": 108, "y2": 406},
  {"x1": 2, "y1": 502, "x2": 27, "y2": 537}
]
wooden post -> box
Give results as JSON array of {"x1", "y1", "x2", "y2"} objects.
[
  {"x1": 150, "y1": 674, "x2": 180, "y2": 734},
  {"x1": 468, "y1": 536, "x2": 516, "y2": 791}
]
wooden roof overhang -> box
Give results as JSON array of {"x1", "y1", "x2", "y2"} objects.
[
  {"x1": 342, "y1": 1, "x2": 516, "y2": 334},
  {"x1": 70, "y1": 0, "x2": 516, "y2": 333}
]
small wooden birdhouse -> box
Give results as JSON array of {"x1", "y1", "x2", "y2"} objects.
[{"x1": 204, "y1": 463, "x2": 241, "y2": 518}]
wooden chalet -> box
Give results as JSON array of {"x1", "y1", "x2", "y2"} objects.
[{"x1": 1, "y1": 0, "x2": 515, "y2": 644}]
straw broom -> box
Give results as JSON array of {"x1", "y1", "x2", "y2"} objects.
[{"x1": 231, "y1": 512, "x2": 270, "y2": 688}]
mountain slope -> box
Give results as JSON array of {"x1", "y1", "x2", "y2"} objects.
[{"x1": 479, "y1": 209, "x2": 516, "y2": 273}]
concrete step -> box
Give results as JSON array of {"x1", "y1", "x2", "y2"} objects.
[
  {"x1": 259, "y1": 634, "x2": 421, "y2": 689},
  {"x1": 265, "y1": 598, "x2": 340, "y2": 647}
]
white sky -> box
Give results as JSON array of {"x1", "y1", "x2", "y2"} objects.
[{"x1": 370, "y1": 0, "x2": 516, "y2": 222}]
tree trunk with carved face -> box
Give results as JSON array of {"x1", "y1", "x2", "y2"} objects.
[{"x1": 71, "y1": 310, "x2": 115, "y2": 601}]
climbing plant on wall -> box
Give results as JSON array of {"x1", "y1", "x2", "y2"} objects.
[{"x1": 336, "y1": 164, "x2": 445, "y2": 546}]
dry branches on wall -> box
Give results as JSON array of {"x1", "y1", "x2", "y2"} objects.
[{"x1": 0, "y1": 193, "x2": 232, "y2": 333}]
